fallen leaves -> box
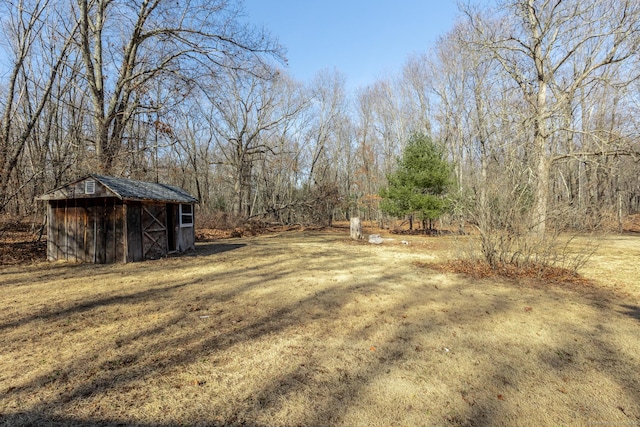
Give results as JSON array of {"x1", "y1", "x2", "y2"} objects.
[
  {"x1": 427, "y1": 259, "x2": 594, "y2": 287},
  {"x1": 0, "y1": 236, "x2": 46, "y2": 265}
]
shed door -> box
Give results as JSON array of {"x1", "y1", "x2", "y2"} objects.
[{"x1": 142, "y1": 204, "x2": 167, "y2": 260}]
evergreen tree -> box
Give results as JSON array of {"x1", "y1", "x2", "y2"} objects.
[{"x1": 380, "y1": 134, "x2": 452, "y2": 230}]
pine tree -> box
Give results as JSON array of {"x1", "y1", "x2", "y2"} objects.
[{"x1": 380, "y1": 134, "x2": 452, "y2": 231}]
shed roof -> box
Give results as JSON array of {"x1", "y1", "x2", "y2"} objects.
[{"x1": 38, "y1": 174, "x2": 198, "y2": 203}]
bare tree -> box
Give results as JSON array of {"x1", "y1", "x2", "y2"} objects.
[
  {"x1": 74, "y1": 0, "x2": 283, "y2": 173},
  {"x1": 301, "y1": 69, "x2": 352, "y2": 225},
  {"x1": 353, "y1": 87, "x2": 383, "y2": 221},
  {"x1": 461, "y1": 0, "x2": 640, "y2": 234},
  {"x1": 400, "y1": 54, "x2": 433, "y2": 137},
  {"x1": 0, "y1": 0, "x2": 78, "y2": 214},
  {"x1": 205, "y1": 65, "x2": 307, "y2": 218}
]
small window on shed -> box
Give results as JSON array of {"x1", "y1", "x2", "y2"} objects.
[
  {"x1": 85, "y1": 179, "x2": 96, "y2": 194},
  {"x1": 180, "y1": 204, "x2": 193, "y2": 227}
]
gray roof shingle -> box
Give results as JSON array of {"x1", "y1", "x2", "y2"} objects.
[
  {"x1": 38, "y1": 174, "x2": 198, "y2": 203},
  {"x1": 91, "y1": 175, "x2": 198, "y2": 203}
]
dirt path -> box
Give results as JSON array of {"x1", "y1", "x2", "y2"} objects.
[{"x1": 1, "y1": 231, "x2": 639, "y2": 426}]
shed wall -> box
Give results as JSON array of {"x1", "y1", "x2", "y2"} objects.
[
  {"x1": 176, "y1": 219, "x2": 196, "y2": 252},
  {"x1": 46, "y1": 199, "x2": 195, "y2": 263},
  {"x1": 44, "y1": 178, "x2": 117, "y2": 200},
  {"x1": 126, "y1": 202, "x2": 143, "y2": 262},
  {"x1": 167, "y1": 203, "x2": 195, "y2": 253},
  {"x1": 47, "y1": 198, "x2": 126, "y2": 263}
]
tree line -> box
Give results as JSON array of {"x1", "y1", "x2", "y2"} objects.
[{"x1": 1, "y1": 0, "x2": 639, "y2": 235}]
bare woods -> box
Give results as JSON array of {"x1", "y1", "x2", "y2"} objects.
[{"x1": 1, "y1": 0, "x2": 639, "y2": 235}]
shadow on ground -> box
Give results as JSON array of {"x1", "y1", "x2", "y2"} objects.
[
  {"x1": 1, "y1": 232, "x2": 639, "y2": 426},
  {"x1": 620, "y1": 304, "x2": 640, "y2": 321}
]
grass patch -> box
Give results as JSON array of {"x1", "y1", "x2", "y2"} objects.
[{"x1": 1, "y1": 231, "x2": 639, "y2": 426}]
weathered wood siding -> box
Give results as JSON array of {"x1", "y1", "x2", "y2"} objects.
[
  {"x1": 176, "y1": 212, "x2": 196, "y2": 252},
  {"x1": 43, "y1": 178, "x2": 117, "y2": 201},
  {"x1": 141, "y1": 203, "x2": 168, "y2": 260},
  {"x1": 165, "y1": 203, "x2": 194, "y2": 253},
  {"x1": 42, "y1": 175, "x2": 197, "y2": 263},
  {"x1": 126, "y1": 202, "x2": 143, "y2": 262},
  {"x1": 47, "y1": 198, "x2": 126, "y2": 263}
]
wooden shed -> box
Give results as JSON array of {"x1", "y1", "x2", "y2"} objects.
[{"x1": 38, "y1": 174, "x2": 198, "y2": 263}]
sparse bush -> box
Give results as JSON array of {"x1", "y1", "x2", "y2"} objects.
[{"x1": 456, "y1": 174, "x2": 599, "y2": 276}]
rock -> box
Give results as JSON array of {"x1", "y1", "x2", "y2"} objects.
[{"x1": 368, "y1": 234, "x2": 384, "y2": 244}]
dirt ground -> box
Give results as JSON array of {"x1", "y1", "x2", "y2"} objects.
[{"x1": 1, "y1": 229, "x2": 639, "y2": 426}]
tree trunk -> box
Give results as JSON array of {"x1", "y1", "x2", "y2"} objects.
[
  {"x1": 350, "y1": 217, "x2": 362, "y2": 240},
  {"x1": 533, "y1": 151, "x2": 550, "y2": 235}
]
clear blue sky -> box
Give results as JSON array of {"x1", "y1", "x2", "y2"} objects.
[{"x1": 243, "y1": 1, "x2": 460, "y2": 89}]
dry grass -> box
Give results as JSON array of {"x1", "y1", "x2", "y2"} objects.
[{"x1": 1, "y1": 230, "x2": 639, "y2": 426}]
